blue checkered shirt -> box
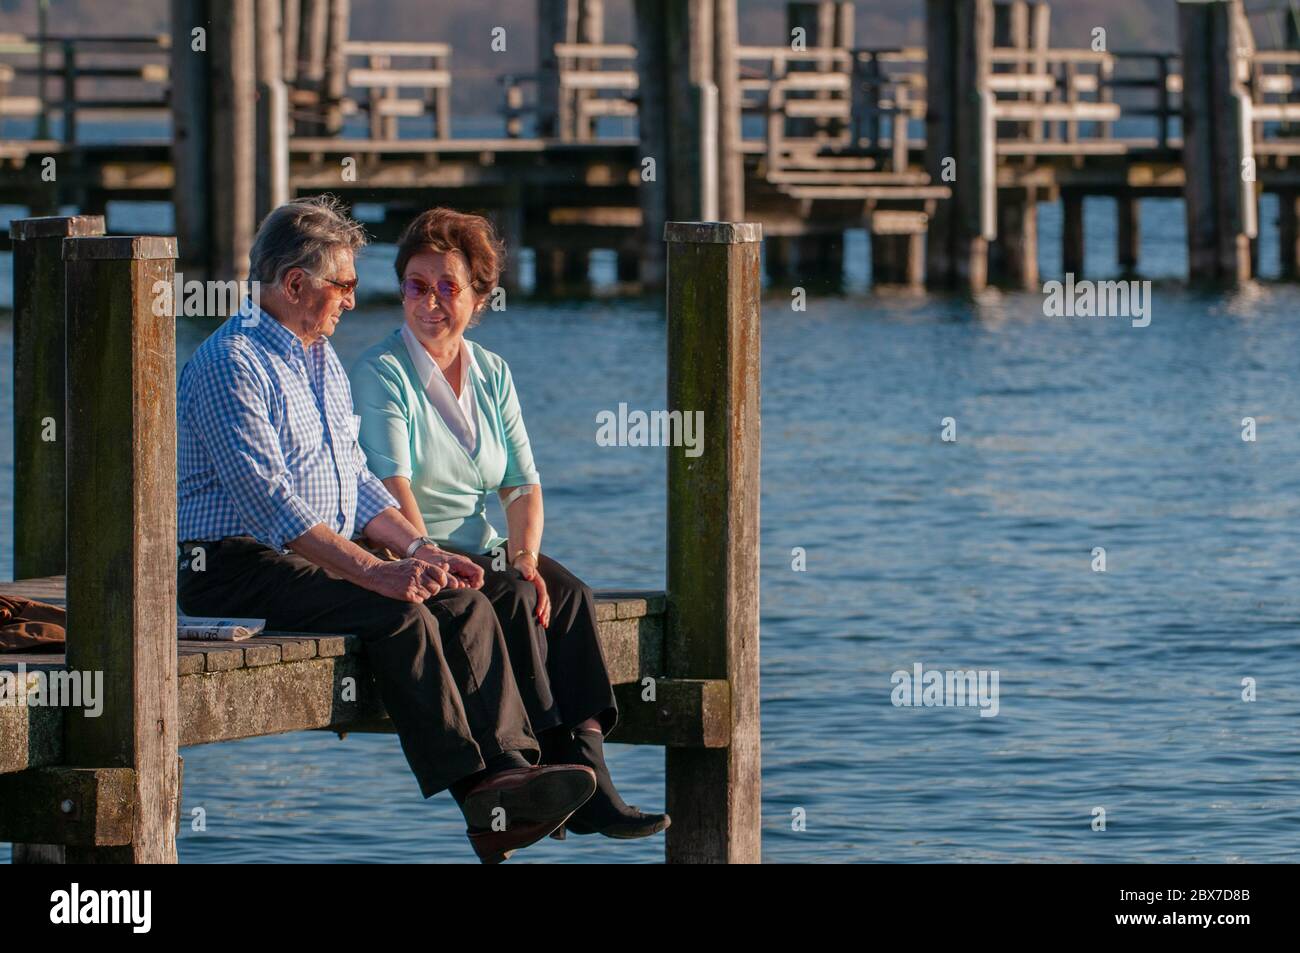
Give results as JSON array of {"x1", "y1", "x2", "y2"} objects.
[{"x1": 177, "y1": 302, "x2": 399, "y2": 551}]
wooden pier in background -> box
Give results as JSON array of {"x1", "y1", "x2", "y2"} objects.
[
  {"x1": 5, "y1": 0, "x2": 1298, "y2": 292},
  {"x1": 0, "y1": 212, "x2": 761, "y2": 863}
]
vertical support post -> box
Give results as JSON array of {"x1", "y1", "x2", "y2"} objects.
[
  {"x1": 61, "y1": 40, "x2": 76, "y2": 145},
  {"x1": 926, "y1": 0, "x2": 992, "y2": 291},
  {"x1": 925, "y1": 0, "x2": 954, "y2": 286},
  {"x1": 1178, "y1": 0, "x2": 1253, "y2": 283},
  {"x1": 1062, "y1": 190, "x2": 1084, "y2": 275},
  {"x1": 715, "y1": 0, "x2": 745, "y2": 221},
  {"x1": 323, "y1": 0, "x2": 350, "y2": 135},
  {"x1": 172, "y1": 0, "x2": 212, "y2": 280},
  {"x1": 634, "y1": 0, "x2": 708, "y2": 287},
  {"x1": 211, "y1": 0, "x2": 257, "y2": 280},
  {"x1": 537, "y1": 0, "x2": 576, "y2": 139},
  {"x1": 664, "y1": 222, "x2": 762, "y2": 865},
  {"x1": 255, "y1": 0, "x2": 290, "y2": 224},
  {"x1": 1117, "y1": 195, "x2": 1140, "y2": 272},
  {"x1": 297, "y1": 0, "x2": 329, "y2": 135},
  {"x1": 10, "y1": 215, "x2": 105, "y2": 580},
  {"x1": 62, "y1": 236, "x2": 180, "y2": 864},
  {"x1": 992, "y1": 187, "x2": 1038, "y2": 288},
  {"x1": 282, "y1": 0, "x2": 301, "y2": 85},
  {"x1": 9, "y1": 215, "x2": 104, "y2": 864},
  {"x1": 1279, "y1": 190, "x2": 1300, "y2": 279},
  {"x1": 1030, "y1": 2, "x2": 1049, "y2": 142}
]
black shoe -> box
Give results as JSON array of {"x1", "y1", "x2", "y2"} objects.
[{"x1": 547, "y1": 728, "x2": 670, "y2": 840}]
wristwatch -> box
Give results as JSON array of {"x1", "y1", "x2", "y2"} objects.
[
  {"x1": 511, "y1": 548, "x2": 539, "y2": 566},
  {"x1": 404, "y1": 535, "x2": 440, "y2": 558}
]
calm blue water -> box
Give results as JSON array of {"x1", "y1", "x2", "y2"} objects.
[{"x1": 3, "y1": 197, "x2": 1300, "y2": 862}]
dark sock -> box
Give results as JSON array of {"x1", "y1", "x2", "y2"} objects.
[
  {"x1": 570, "y1": 728, "x2": 638, "y2": 823},
  {"x1": 538, "y1": 725, "x2": 577, "y2": 765}
]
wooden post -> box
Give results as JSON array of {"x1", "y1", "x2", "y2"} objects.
[
  {"x1": 633, "y1": 0, "x2": 708, "y2": 287},
  {"x1": 9, "y1": 214, "x2": 104, "y2": 866},
  {"x1": 255, "y1": 0, "x2": 290, "y2": 224},
  {"x1": 323, "y1": 0, "x2": 350, "y2": 135},
  {"x1": 991, "y1": 187, "x2": 1038, "y2": 288},
  {"x1": 1117, "y1": 195, "x2": 1140, "y2": 272},
  {"x1": 9, "y1": 216, "x2": 105, "y2": 581},
  {"x1": 1062, "y1": 190, "x2": 1084, "y2": 276},
  {"x1": 212, "y1": 0, "x2": 257, "y2": 279},
  {"x1": 537, "y1": 0, "x2": 576, "y2": 139},
  {"x1": 1279, "y1": 191, "x2": 1300, "y2": 279},
  {"x1": 664, "y1": 222, "x2": 761, "y2": 865},
  {"x1": 171, "y1": 0, "x2": 212, "y2": 280},
  {"x1": 297, "y1": 0, "x2": 329, "y2": 134},
  {"x1": 668, "y1": 0, "x2": 712, "y2": 222},
  {"x1": 926, "y1": 0, "x2": 992, "y2": 291},
  {"x1": 282, "y1": 0, "x2": 301, "y2": 84},
  {"x1": 1030, "y1": 2, "x2": 1049, "y2": 142},
  {"x1": 62, "y1": 235, "x2": 180, "y2": 863},
  {"x1": 60, "y1": 40, "x2": 76, "y2": 145},
  {"x1": 1178, "y1": 0, "x2": 1253, "y2": 283},
  {"x1": 715, "y1": 0, "x2": 744, "y2": 221},
  {"x1": 871, "y1": 212, "x2": 926, "y2": 287},
  {"x1": 765, "y1": 235, "x2": 791, "y2": 281}
]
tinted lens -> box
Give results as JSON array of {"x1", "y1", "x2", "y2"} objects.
[
  {"x1": 401, "y1": 278, "x2": 432, "y2": 299},
  {"x1": 435, "y1": 279, "x2": 460, "y2": 298}
]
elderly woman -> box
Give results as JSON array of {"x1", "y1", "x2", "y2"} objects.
[{"x1": 349, "y1": 208, "x2": 668, "y2": 840}]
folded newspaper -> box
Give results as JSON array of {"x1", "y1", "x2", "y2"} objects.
[{"x1": 177, "y1": 615, "x2": 267, "y2": 641}]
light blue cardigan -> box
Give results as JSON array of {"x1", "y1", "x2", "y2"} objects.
[{"x1": 349, "y1": 329, "x2": 540, "y2": 553}]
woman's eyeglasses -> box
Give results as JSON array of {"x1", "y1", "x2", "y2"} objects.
[{"x1": 400, "y1": 277, "x2": 461, "y2": 301}]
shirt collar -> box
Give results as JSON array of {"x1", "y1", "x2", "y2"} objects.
[
  {"x1": 400, "y1": 324, "x2": 484, "y2": 391},
  {"x1": 241, "y1": 299, "x2": 313, "y2": 361}
]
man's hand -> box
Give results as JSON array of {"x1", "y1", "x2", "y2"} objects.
[
  {"x1": 358, "y1": 558, "x2": 448, "y2": 602},
  {"x1": 415, "y1": 545, "x2": 485, "y2": 590}
]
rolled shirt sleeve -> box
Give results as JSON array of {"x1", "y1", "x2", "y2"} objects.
[
  {"x1": 496, "y1": 359, "x2": 541, "y2": 487},
  {"x1": 186, "y1": 354, "x2": 322, "y2": 550}
]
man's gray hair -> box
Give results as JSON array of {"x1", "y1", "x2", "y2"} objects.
[{"x1": 249, "y1": 194, "x2": 368, "y2": 287}]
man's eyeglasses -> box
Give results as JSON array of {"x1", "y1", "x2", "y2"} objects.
[
  {"x1": 321, "y1": 275, "x2": 359, "y2": 295},
  {"x1": 400, "y1": 278, "x2": 461, "y2": 301}
]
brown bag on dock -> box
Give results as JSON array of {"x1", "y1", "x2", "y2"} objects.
[{"x1": 0, "y1": 595, "x2": 67, "y2": 653}]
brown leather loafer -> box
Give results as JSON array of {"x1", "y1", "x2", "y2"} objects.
[
  {"x1": 460, "y1": 764, "x2": 596, "y2": 833},
  {"x1": 468, "y1": 815, "x2": 567, "y2": 864}
]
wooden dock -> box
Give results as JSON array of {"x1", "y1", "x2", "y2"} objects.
[
  {"x1": 3, "y1": 0, "x2": 1299, "y2": 292},
  {"x1": 0, "y1": 213, "x2": 761, "y2": 863}
]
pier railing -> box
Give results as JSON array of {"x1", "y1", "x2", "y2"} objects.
[{"x1": 0, "y1": 33, "x2": 171, "y2": 145}]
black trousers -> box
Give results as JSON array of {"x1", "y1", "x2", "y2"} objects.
[
  {"x1": 446, "y1": 548, "x2": 618, "y2": 739},
  {"x1": 177, "y1": 536, "x2": 538, "y2": 798}
]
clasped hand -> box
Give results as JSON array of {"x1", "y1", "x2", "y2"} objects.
[{"x1": 364, "y1": 546, "x2": 484, "y2": 603}]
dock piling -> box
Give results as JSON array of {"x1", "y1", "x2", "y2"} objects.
[
  {"x1": 9, "y1": 215, "x2": 105, "y2": 581},
  {"x1": 663, "y1": 222, "x2": 762, "y2": 864},
  {"x1": 1178, "y1": 0, "x2": 1255, "y2": 283},
  {"x1": 62, "y1": 235, "x2": 181, "y2": 863}
]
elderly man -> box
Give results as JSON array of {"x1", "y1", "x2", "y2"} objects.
[{"x1": 176, "y1": 195, "x2": 594, "y2": 863}]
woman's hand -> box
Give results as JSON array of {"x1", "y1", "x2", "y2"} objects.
[
  {"x1": 414, "y1": 545, "x2": 484, "y2": 589},
  {"x1": 513, "y1": 553, "x2": 550, "y2": 628}
]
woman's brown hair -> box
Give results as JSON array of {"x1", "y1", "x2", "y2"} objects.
[{"x1": 394, "y1": 208, "x2": 505, "y2": 308}]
